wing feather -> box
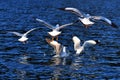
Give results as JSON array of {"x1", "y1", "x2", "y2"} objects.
[
  {"x1": 91, "y1": 16, "x2": 112, "y2": 24},
  {"x1": 9, "y1": 32, "x2": 23, "y2": 36},
  {"x1": 58, "y1": 7, "x2": 84, "y2": 17},
  {"x1": 23, "y1": 28, "x2": 38, "y2": 37},
  {"x1": 91, "y1": 16, "x2": 118, "y2": 28},
  {"x1": 36, "y1": 18, "x2": 54, "y2": 29},
  {"x1": 56, "y1": 22, "x2": 74, "y2": 30}
]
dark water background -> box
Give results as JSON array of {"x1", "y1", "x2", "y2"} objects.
[{"x1": 0, "y1": 0, "x2": 120, "y2": 80}]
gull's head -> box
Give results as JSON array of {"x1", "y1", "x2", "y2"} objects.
[
  {"x1": 86, "y1": 14, "x2": 90, "y2": 17},
  {"x1": 18, "y1": 37, "x2": 28, "y2": 42},
  {"x1": 72, "y1": 36, "x2": 80, "y2": 44},
  {"x1": 56, "y1": 24, "x2": 60, "y2": 28}
]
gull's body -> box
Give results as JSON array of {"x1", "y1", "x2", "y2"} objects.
[
  {"x1": 72, "y1": 36, "x2": 98, "y2": 54},
  {"x1": 9, "y1": 28, "x2": 38, "y2": 44},
  {"x1": 47, "y1": 25, "x2": 61, "y2": 38},
  {"x1": 36, "y1": 18, "x2": 75, "y2": 40},
  {"x1": 59, "y1": 7, "x2": 118, "y2": 28},
  {"x1": 79, "y1": 17, "x2": 94, "y2": 27},
  {"x1": 46, "y1": 38, "x2": 69, "y2": 57},
  {"x1": 18, "y1": 36, "x2": 28, "y2": 42}
]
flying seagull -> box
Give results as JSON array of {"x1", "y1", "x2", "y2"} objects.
[
  {"x1": 58, "y1": 7, "x2": 118, "y2": 28},
  {"x1": 46, "y1": 38, "x2": 69, "y2": 57},
  {"x1": 9, "y1": 28, "x2": 39, "y2": 44},
  {"x1": 36, "y1": 18, "x2": 77, "y2": 41},
  {"x1": 72, "y1": 36, "x2": 99, "y2": 54}
]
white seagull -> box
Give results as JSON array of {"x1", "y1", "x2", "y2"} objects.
[
  {"x1": 9, "y1": 28, "x2": 39, "y2": 44},
  {"x1": 36, "y1": 18, "x2": 76, "y2": 41},
  {"x1": 59, "y1": 7, "x2": 118, "y2": 28},
  {"x1": 72, "y1": 36, "x2": 99, "y2": 54},
  {"x1": 46, "y1": 38, "x2": 69, "y2": 57}
]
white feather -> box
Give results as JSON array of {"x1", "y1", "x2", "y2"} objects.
[
  {"x1": 72, "y1": 36, "x2": 97, "y2": 54},
  {"x1": 60, "y1": 7, "x2": 118, "y2": 28},
  {"x1": 9, "y1": 28, "x2": 38, "y2": 43},
  {"x1": 36, "y1": 18, "x2": 74, "y2": 37}
]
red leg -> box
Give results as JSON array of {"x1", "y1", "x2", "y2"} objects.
[
  {"x1": 56, "y1": 36, "x2": 58, "y2": 41},
  {"x1": 52, "y1": 37, "x2": 54, "y2": 41}
]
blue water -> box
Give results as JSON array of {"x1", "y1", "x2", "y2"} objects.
[{"x1": 0, "y1": 0, "x2": 120, "y2": 80}]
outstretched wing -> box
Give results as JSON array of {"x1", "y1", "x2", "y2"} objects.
[
  {"x1": 36, "y1": 18, "x2": 54, "y2": 29},
  {"x1": 83, "y1": 40, "x2": 96, "y2": 48},
  {"x1": 58, "y1": 7, "x2": 84, "y2": 17},
  {"x1": 49, "y1": 40, "x2": 61, "y2": 55},
  {"x1": 72, "y1": 36, "x2": 81, "y2": 51},
  {"x1": 55, "y1": 43, "x2": 62, "y2": 55},
  {"x1": 23, "y1": 28, "x2": 38, "y2": 37},
  {"x1": 9, "y1": 32, "x2": 23, "y2": 36},
  {"x1": 56, "y1": 22, "x2": 74, "y2": 30},
  {"x1": 91, "y1": 16, "x2": 118, "y2": 28},
  {"x1": 56, "y1": 20, "x2": 79, "y2": 30}
]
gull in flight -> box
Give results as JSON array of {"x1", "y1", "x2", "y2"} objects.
[
  {"x1": 58, "y1": 7, "x2": 118, "y2": 28},
  {"x1": 9, "y1": 28, "x2": 39, "y2": 44},
  {"x1": 36, "y1": 18, "x2": 77, "y2": 41},
  {"x1": 46, "y1": 38, "x2": 69, "y2": 57},
  {"x1": 72, "y1": 36, "x2": 99, "y2": 54}
]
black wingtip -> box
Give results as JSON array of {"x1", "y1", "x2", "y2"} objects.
[
  {"x1": 30, "y1": 15, "x2": 37, "y2": 21},
  {"x1": 111, "y1": 23, "x2": 119, "y2": 28},
  {"x1": 95, "y1": 40, "x2": 100, "y2": 44},
  {"x1": 73, "y1": 20, "x2": 80, "y2": 24},
  {"x1": 58, "y1": 8, "x2": 66, "y2": 11}
]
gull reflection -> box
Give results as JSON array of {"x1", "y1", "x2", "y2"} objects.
[
  {"x1": 15, "y1": 70, "x2": 26, "y2": 80},
  {"x1": 19, "y1": 54, "x2": 30, "y2": 65},
  {"x1": 50, "y1": 53, "x2": 70, "y2": 79},
  {"x1": 52, "y1": 57, "x2": 68, "y2": 66},
  {"x1": 51, "y1": 57, "x2": 67, "y2": 80},
  {"x1": 71, "y1": 55, "x2": 83, "y2": 70},
  {"x1": 52, "y1": 66, "x2": 63, "y2": 80}
]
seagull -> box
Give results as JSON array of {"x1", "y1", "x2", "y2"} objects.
[
  {"x1": 8, "y1": 28, "x2": 39, "y2": 44},
  {"x1": 46, "y1": 38, "x2": 69, "y2": 57},
  {"x1": 72, "y1": 36, "x2": 99, "y2": 54},
  {"x1": 58, "y1": 7, "x2": 118, "y2": 28},
  {"x1": 36, "y1": 18, "x2": 77, "y2": 41}
]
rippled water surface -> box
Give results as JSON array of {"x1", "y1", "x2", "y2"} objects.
[{"x1": 0, "y1": 0, "x2": 120, "y2": 80}]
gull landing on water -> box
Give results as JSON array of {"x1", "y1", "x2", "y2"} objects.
[
  {"x1": 9, "y1": 28, "x2": 39, "y2": 44},
  {"x1": 46, "y1": 38, "x2": 69, "y2": 57},
  {"x1": 58, "y1": 7, "x2": 118, "y2": 28},
  {"x1": 72, "y1": 36, "x2": 99, "y2": 54},
  {"x1": 36, "y1": 18, "x2": 77, "y2": 41}
]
